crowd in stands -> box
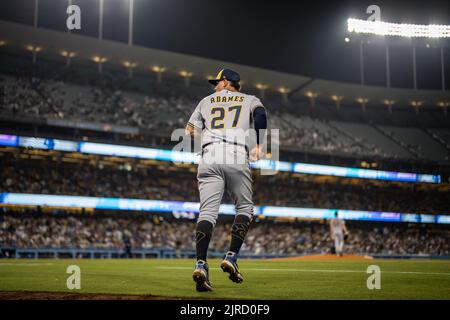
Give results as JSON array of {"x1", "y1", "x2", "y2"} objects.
[
  {"x1": 1, "y1": 65, "x2": 449, "y2": 258},
  {"x1": 270, "y1": 110, "x2": 383, "y2": 156},
  {"x1": 1, "y1": 158, "x2": 448, "y2": 214},
  {"x1": 1, "y1": 210, "x2": 448, "y2": 256},
  {"x1": 1, "y1": 72, "x2": 387, "y2": 157},
  {"x1": 0, "y1": 74, "x2": 190, "y2": 134},
  {"x1": 255, "y1": 174, "x2": 449, "y2": 214}
]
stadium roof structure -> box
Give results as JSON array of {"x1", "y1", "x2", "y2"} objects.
[
  {"x1": 0, "y1": 20, "x2": 309, "y2": 91},
  {"x1": 1, "y1": 20, "x2": 449, "y2": 109},
  {"x1": 289, "y1": 78, "x2": 450, "y2": 107}
]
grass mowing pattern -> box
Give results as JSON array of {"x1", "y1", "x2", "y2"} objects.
[{"x1": 0, "y1": 259, "x2": 449, "y2": 299}]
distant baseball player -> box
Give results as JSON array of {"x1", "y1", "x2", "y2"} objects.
[
  {"x1": 185, "y1": 68, "x2": 267, "y2": 292},
  {"x1": 329, "y1": 211, "x2": 349, "y2": 257}
]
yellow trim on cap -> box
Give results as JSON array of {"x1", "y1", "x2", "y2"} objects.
[{"x1": 216, "y1": 69, "x2": 224, "y2": 80}]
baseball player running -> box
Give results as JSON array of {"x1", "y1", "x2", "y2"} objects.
[
  {"x1": 329, "y1": 211, "x2": 349, "y2": 257},
  {"x1": 185, "y1": 68, "x2": 267, "y2": 292}
]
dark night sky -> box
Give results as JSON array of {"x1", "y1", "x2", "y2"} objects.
[{"x1": 0, "y1": 0, "x2": 449, "y2": 89}]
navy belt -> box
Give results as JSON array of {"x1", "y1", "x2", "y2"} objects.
[{"x1": 201, "y1": 140, "x2": 249, "y2": 156}]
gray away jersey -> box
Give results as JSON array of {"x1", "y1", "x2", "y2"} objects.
[
  {"x1": 187, "y1": 89, "x2": 264, "y2": 149},
  {"x1": 330, "y1": 218, "x2": 345, "y2": 235}
]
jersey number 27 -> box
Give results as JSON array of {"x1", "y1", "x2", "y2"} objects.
[{"x1": 211, "y1": 105, "x2": 242, "y2": 129}]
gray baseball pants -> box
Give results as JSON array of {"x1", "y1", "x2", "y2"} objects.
[{"x1": 197, "y1": 143, "x2": 254, "y2": 226}]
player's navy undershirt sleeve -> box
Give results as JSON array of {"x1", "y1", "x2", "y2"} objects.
[{"x1": 253, "y1": 106, "x2": 267, "y2": 145}]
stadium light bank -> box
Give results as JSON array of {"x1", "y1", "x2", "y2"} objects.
[
  {"x1": 346, "y1": 18, "x2": 450, "y2": 90},
  {"x1": 347, "y1": 18, "x2": 450, "y2": 38}
]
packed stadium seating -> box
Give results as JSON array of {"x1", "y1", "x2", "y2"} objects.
[
  {"x1": 329, "y1": 121, "x2": 412, "y2": 158},
  {"x1": 1, "y1": 210, "x2": 448, "y2": 256},
  {"x1": 1, "y1": 157, "x2": 448, "y2": 214},
  {"x1": 378, "y1": 125, "x2": 448, "y2": 161},
  {"x1": 0, "y1": 73, "x2": 191, "y2": 133},
  {"x1": 1, "y1": 54, "x2": 449, "y2": 162},
  {"x1": 0, "y1": 49, "x2": 449, "y2": 261}
]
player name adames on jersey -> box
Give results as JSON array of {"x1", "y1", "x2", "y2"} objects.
[{"x1": 210, "y1": 95, "x2": 245, "y2": 103}]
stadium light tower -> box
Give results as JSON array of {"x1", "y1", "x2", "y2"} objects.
[
  {"x1": 441, "y1": 47, "x2": 446, "y2": 91},
  {"x1": 128, "y1": 0, "x2": 134, "y2": 46},
  {"x1": 410, "y1": 100, "x2": 423, "y2": 115},
  {"x1": 356, "y1": 97, "x2": 369, "y2": 112},
  {"x1": 61, "y1": 50, "x2": 76, "y2": 67},
  {"x1": 179, "y1": 70, "x2": 193, "y2": 87},
  {"x1": 26, "y1": 45, "x2": 42, "y2": 64},
  {"x1": 123, "y1": 61, "x2": 137, "y2": 79},
  {"x1": 412, "y1": 47, "x2": 417, "y2": 89},
  {"x1": 255, "y1": 83, "x2": 268, "y2": 99},
  {"x1": 92, "y1": 56, "x2": 107, "y2": 73},
  {"x1": 359, "y1": 40, "x2": 365, "y2": 86},
  {"x1": 278, "y1": 87, "x2": 289, "y2": 103},
  {"x1": 437, "y1": 101, "x2": 449, "y2": 117},
  {"x1": 98, "y1": 0, "x2": 133, "y2": 44},
  {"x1": 345, "y1": 37, "x2": 365, "y2": 86},
  {"x1": 34, "y1": 0, "x2": 39, "y2": 28},
  {"x1": 331, "y1": 95, "x2": 343, "y2": 110},
  {"x1": 151, "y1": 66, "x2": 166, "y2": 83},
  {"x1": 305, "y1": 91, "x2": 318, "y2": 107},
  {"x1": 347, "y1": 18, "x2": 450, "y2": 91},
  {"x1": 383, "y1": 99, "x2": 395, "y2": 114},
  {"x1": 385, "y1": 45, "x2": 390, "y2": 88},
  {"x1": 67, "y1": 0, "x2": 72, "y2": 34},
  {"x1": 99, "y1": 0, "x2": 104, "y2": 40}
]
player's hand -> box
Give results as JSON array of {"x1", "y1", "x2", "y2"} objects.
[{"x1": 249, "y1": 145, "x2": 261, "y2": 162}]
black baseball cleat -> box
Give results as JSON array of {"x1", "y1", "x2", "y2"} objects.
[
  {"x1": 193, "y1": 260, "x2": 213, "y2": 292},
  {"x1": 220, "y1": 251, "x2": 244, "y2": 284}
]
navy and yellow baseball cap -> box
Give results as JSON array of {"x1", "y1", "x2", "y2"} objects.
[{"x1": 208, "y1": 68, "x2": 241, "y2": 86}]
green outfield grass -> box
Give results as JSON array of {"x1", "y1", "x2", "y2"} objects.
[{"x1": 0, "y1": 258, "x2": 449, "y2": 299}]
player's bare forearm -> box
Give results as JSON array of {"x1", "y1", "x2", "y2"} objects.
[
  {"x1": 185, "y1": 125, "x2": 194, "y2": 137},
  {"x1": 249, "y1": 145, "x2": 261, "y2": 162},
  {"x1": 185, "y1": 124, "x2": 199, "y2": 138}
]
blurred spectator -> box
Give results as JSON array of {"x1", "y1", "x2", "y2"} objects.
[
  {"x1": 1, "y1": 158, "x2": 448, "y2": 214},
  {"x1": 1, "y1": 72, "x2": 386, "y2": 157},
  {"x1": 0, "y1": 210, "x2": 448, "y2": 256}
]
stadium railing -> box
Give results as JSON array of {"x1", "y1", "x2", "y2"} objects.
[{"x1": 0, "y1": 247, "x2": 301, "y2": 260}]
